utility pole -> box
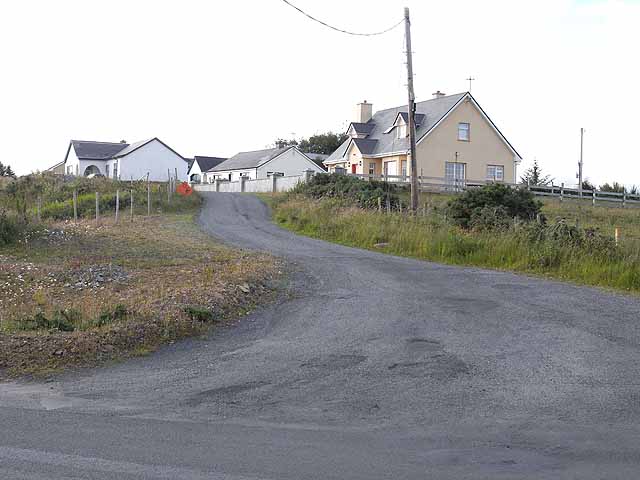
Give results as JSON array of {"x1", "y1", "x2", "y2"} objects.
[
  {"x1": 405, "y1": 7, "x2": 418, "y2": 212},
  {"x1": 578, "y1": 128, "x2": 584, "y2": 196}
]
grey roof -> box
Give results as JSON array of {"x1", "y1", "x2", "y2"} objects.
[
  {"x1": 209, "y1": 147, "x2": 292, "y2": 172},
  {"x1": 71, "y1": 140, "x2": 129, "y2": 160},
  {"x1": 397, "y1": 112, "x2": 426, "y2": 126},
  {"x1": 325, "y1": 93, "x2": 468, "y2": 163},
  {"x1": 352, "y1": 138, "x2": 378, "y2": 155},
  {"x1": 303, "y1": 152, "x2": 329, "y2": 170},
  {"x1": 112, "y1": 138, "x2": 153, "y2": 158},
  {"x1": 190, "y1": 156, "x2": 227, "y2": 172},
  {"x1": 349, "y1": 122, "x2": 375, "y2": 135}
]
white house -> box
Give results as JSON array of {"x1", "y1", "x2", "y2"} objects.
[
  {"x1": 59, "y1": 137, "x2": 189, "y2": 182},
  {"x1": 207, "y1": 146, "x2": 325, "y2": 181},
  {"x1": 186, "y1": 156, "x2": 227, "y2": 184}
]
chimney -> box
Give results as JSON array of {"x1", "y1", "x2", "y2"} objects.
[
  {"x1": 355, "y1": 100, "x2": 373, "y2": 123},
  {"x1": 432, "y1": 90, "x2": 446, "y2": 99},
  {"x1": 120, "y1": 139, "x2": 127, "y2": 143}
]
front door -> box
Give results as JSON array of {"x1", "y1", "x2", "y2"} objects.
[{"x1": 351, "y1": 164, "x2": 357, "y2": 174}]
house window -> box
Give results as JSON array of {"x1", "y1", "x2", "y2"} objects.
[
  {"x1": 105, "y1": 164, "x2": 110, "y2": 177},
  {"x1": 445, "y1": 162, "x2": 466, "y2": 185},
  {"x1": 368, "y1": 162, "x2": 375, "y2": 176},
  {"x1": 67, "y1": 165, "x2": 73, "y2": 175},
  {"x1": 401, "y1": 160, "x2": 407, "y2": 178},
  {"x1": 113, "y1": 163, "x2": 118, "y2": 179},
  {"x1": 486, "y1": 165, "x2": 504, "y2": 182},
  {"x1": 75, "y1": 165, "x2": 79, "y2": 175},
  {"x1": 397, "y1": 124, "x2": 407, "y2": 139},
  {"x1": 458, "y1": 122, "x2": 470, "y2": 141}
]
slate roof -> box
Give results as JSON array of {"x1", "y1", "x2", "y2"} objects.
[
  {"x1": 189, "y1": 156, "x2": 227, "y2": 173},
  {"x1": 71, "y1": 140, "x2": 129, "y2": 160},
  {"x1": 397, "y1": 112, "x2": 426, "y2": 126},
  {"x1": 325, "y1": 93, "x2": 468, "y2": 163},
  {"x1": 112, "y1": 138, "x2": 154, "y2": 158},
  {"x1": 209, "y1": 147, "x2": 293, "y2": 172},
  {"x1": 349, "y1": 122, "x2": 375, "y2": 135}
]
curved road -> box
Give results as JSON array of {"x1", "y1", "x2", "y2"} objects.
[{"x1": 2, "y1": 193, "x2": 640, "y2": 479}]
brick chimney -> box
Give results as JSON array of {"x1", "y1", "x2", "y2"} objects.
[{"x1": 355, "y1": 100, "x2": 373, "y2": 123}]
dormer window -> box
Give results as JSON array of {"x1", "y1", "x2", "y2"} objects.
[{"x1": 397, "y1": 124, "x2": 407, "y2": 139}]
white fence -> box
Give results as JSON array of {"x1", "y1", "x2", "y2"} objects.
[{"x1": 194, "y1": 172, "x2": 309, "y2": 194}]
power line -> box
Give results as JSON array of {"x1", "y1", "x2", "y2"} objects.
[{"x1": 279, "y1": 0, "x2": 403, "y2": 36}]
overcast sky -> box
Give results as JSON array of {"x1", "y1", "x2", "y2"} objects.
[{"x1": 1, "y1": 0, "x2": 638, "y2": 186}]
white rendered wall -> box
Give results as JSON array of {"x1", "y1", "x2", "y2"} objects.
[{"x1": 118, "y1": 140, "x2": 188, "y2": 182}]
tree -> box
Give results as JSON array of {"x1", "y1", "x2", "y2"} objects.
[
  {"x1": 599, "y1": 182, "x2": 625, "y2": 194},
  {"x1": 274, "y1": 131, "x2": 348, "y2": 155},
  {"x1": 0, "y1": 162, "x2": 15, "y2": 178},
  {"x1": 581, "y1": 179, "x2": 595, "y2": 191},
  {"x1": 298, "y1": 132, "x2": 349, "y2": 155},
  {"x1": 520, "y1": 159, "x2": 553, "y2": 186},
  {"x1": 274, "y1": 138, "x2": 298, "y2": 149}
]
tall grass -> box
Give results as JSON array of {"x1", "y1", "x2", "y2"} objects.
[{"x1": 273, "y1": 196, "x2": 640, "y2": 293}]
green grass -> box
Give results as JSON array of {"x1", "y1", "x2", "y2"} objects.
[{"x1": 269, "y1": 195, "x2": 640, "y2": 293}]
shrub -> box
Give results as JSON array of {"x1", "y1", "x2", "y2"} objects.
[
  {"x1": 184, "y1": 306, "x2": 215, "y2": 323},
  {"x1": 469, "y1": 205, "x2": 511, "y2": 231},
  {"x1": 18, "y1": 310, "x2": 78, "y2": 332},
  {"x1": 293, "y1": 173, "x2": 401, "y2": 209},
  {"x1": 448, "y1": 184, "x2": 541, "y2": 229},
  {"x1": 94, "y1": 304, "x2": 129, "y2": 327},
  {"x1": 0, "y1": 210, "x2": 21, "y2": 245}
]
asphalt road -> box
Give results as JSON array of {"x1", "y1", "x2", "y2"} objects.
[{"x1": 2, "y1": 192, "x2": 640, "y2": 479}]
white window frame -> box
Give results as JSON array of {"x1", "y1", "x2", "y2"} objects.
[
  {"x1": 458, "y1": 122, "x2": 470, "y2": 141},
  {"x1": 486, "y1": 164, "x2": 504, "y2": 182},
  {"x1": 368, "y1": 162, "x2": 375, "y2": 176},
  {"x1": 445, "y1": 162, "x2": 466, "y2": 186}
]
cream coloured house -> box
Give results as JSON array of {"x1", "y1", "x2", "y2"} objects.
[{"x1": 324, "y1": 92, "x2": 521, "y2": 185}]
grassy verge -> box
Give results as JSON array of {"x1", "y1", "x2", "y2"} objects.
[
  {"x1": 269, "y1": 195, "x2": 640, "y2": 293},
  {"x1": 0, "y1": 207, "x2": 281, "y2": 379}
]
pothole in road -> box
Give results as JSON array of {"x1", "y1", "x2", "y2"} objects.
[{"x1": 185, "y1": 380, "x2": 270, "y2": 406}]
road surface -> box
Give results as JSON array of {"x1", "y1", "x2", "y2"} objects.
[{"x1": 1, "y1": 192, "x2": 640, "y2": 479}]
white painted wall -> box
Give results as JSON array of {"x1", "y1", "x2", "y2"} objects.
[
  {"x1": 117, "y1": 139, "x2": 188, "y2": 182},
  {"x1": 256, "y1": 149, "x2": 324, "y2": 178},
  {"x1": 188, "y1": 161, "x2": 202, "y2": 183},
  {"x1": 210, "y1": 169, "x2": 257, "y2": 182}
]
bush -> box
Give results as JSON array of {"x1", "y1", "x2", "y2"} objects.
[
  {"x1": 292, "y1": 173, "x2": 401, "y2": 209},
  {"x1": 184, "y1": 306, "x2": 215, "y2": 323},
  {"x1": 18, "y1": 310, "x2": 78, "y2": 332},
  {"x1": 0, "y1": 210, "x2": 21, "y2": 246},
  {"x1": 448, "y1": 184, "x2": 541, "y2": 229},
  {"x1": 94, "y1": 304, "x2": 128, "y2": 327}
]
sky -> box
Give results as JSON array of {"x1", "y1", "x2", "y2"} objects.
[{"x1": 1, "y1": 0, "x2": 638, "y2": 186}]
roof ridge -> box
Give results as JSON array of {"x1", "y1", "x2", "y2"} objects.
[
  {"x1": 71, "y1": 139, "x2": 129, "y2": 145},
  {"x1": 372, "y1": 92, "x2": 467, "y2": 115}
]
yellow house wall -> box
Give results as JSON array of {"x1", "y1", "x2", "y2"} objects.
[{"x1": 413, "y1": 99, "x2": 516, "y2": 183}]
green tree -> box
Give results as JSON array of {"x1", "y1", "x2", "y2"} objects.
[
  {"x1": 581, "y1": 179, "x2": 595, "y2": 191},
  {"x1": 274, "y1": 138, "x2": 298, "y2": 149},
  {"x1": 520, "y1": 159, "x2": 553, "y2": 186},
  {"x1": 0, "y1": 162, "x2": 15, "y2": 178},
  {"x1": 599, "y1": 182, "x2": 625, "y2": 193},
  {"x1": 298, "y1": 132, "x2": 349, "y2": 155},
  {"x1": 274, "y1": 131, "x2": 348, "y2": 155}
]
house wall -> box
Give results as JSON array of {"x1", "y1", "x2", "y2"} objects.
[
  {"x1": 256, "y1": 148, "x2": 324, "y2": 178},
  {"x1": 210, "y1": 169, "x2": 257, "y2": 182},
  {"x1": 117, "y1": 140, "x2": 188, "y2": 182},
  {"x1": 414, "y1": 99, "x2": 516, "y2": 182},
  {"x1": 188, "y1": 162, "x2": 203, "y2": 183}
]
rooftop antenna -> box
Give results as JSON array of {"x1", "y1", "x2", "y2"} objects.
[{"x1": 466, "y1": 76, "x2": 476, "y2": 92}]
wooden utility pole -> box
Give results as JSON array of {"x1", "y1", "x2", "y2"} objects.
[
  {"x1": 130, "y1": 189, "x2": 134, "y2": 222},
  {"x1": 404, "y1": 7, "x2": 419, "y2": 212},
  {"x1": 578, "y1": 128, "x2": 584, "y2": 197}
]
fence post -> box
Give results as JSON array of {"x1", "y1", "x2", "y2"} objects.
[
  {"x1": 167, "y1": 169, "x2": 172, "y2": 203},
  {"x1": 615, "y1": 227, "x2": 620, "y2": 245},
  {"x1": 95, "y1": 192, "x2": 100, "y2": 224},
  {"x1": 115, "y1": 190, "x2": 120, "y2": 223},
  {"x1": 623, "y1": 192, "x2": 627, "y2": 209},
  {"x1": 130, "y1": 189, "x2": 134, "y2": 222},
  {"x1": 271, "y1": 175, "x2": 277, "y2": 193},
  {"x1": 73, "y1": 190, "x2": 78, "y2": 223},
  {"x1": 560, "y1": 183, "x2": 564, "y2": 202},
  {"x1": 146, "y1": 174, "x2": 151, "y2": 217},
  {"x1": 240, "y1": 176, "x2": 247, "y2": 193},
  {"x1": 36, "y1": 196, "x2": 42, "y2": 222},
  {"x1": 527, "y1": 180, "x2": 531, "y2": 191},
  {"x1": 377, "y1": 196, "x2": 382, "y2": 213},
  {"x1": 215, "y1": 179, "x2": 221, "y2": 193},
  {"x1": 592, "y1": 190, "x2": 596, "y2": 207}
]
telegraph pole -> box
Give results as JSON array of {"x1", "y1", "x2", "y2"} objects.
[
  {"x1": 405, "y1": 7, "x2": 419, "y2": 212},
  {"x1": 578, "y1": 128, "x2": 584, "y2": 196}
]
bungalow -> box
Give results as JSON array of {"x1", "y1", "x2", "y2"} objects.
[
  {"x1": 207, "y1": 146, "x2": 325, "y2": 181},
  {"x1": 324, "y1": 92, "x2": 521, "y2": 185},
  {"x1": 186, "y1": 156, "x2": 227, "y2": 184},
  {"x1": 57, "y1": 137, "x2": 188, "y2": 182}
]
